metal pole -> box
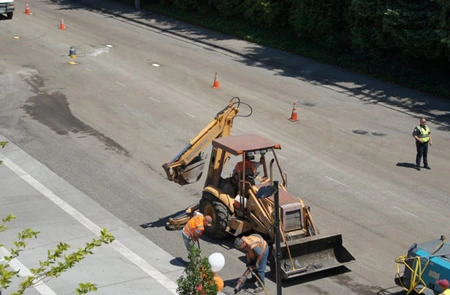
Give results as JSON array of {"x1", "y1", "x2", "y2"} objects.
[
  {"x1": 135, "y1": 0, "x2": 140, "y2": 10},
  {"x1": 273, "y1": 180, "x2": 282, "y2": 295}
]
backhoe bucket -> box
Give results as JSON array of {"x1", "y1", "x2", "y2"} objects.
[
  {"x1": 162, "y1": 154, "x2": 206, "y2": 185},
  {"x1": 277, "y1": 234, "x2": 355, "y2": 279}
]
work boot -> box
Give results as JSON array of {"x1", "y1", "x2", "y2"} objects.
[
  {"x1": 424, "y1": 165, "x2": 431, "y2": 170},
  {"x1": 415, "y1": 165, "x2": 421, "y2": 171},
  {"x1": 254, "y1": 286, "x2": 264, "y2": 293}
]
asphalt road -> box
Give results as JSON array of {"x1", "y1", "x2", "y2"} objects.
[{"x1": 1, "y1": 0, "x2": 450, "y2": 294}]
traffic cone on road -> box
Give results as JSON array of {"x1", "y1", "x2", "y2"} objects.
[
  {"x1": 24, "y1": 3, "x2": 31, "y2": 15},
  {"x1": 212, "y1": 72, "x2": 220, "y2": 89},
  {"x1": 59, "y1": 18, "x2": 66, "y2": 30},
  {"x1": 289, "y1": 102, "x2": 299, "y2": 122}
]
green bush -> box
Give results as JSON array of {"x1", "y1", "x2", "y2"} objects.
[
  {"x1": 177, "y1": 247, "x2": 218, "y2": 295},
  {"x1": 241, "y1": 0, "x2": 290, "y2": 28},
  {"x1": 289, "y1": 0, "x2": 350, "y2": 53},
  {"x1": 211, "y1": 0, "x2": 244, "y2": 17}
]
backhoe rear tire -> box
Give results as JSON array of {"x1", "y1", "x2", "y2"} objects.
[{"x1": 200, "y1": 192, "x2": 231, "y2": 240}]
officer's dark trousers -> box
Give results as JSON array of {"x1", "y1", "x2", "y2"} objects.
[{"x1": 415, "y1": 142, "x2": 428, "y2": 167}]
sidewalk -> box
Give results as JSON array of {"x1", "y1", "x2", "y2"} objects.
[{"x1": 0, "y1": 134, "x2": 192, "y2": 295}]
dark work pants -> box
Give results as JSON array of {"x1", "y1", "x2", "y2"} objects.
[
  {"x1": 416, "y1": 142, "x2": 429, "y2": 167},
  {"x1": 249, "y1": 246, "x2": 269, "y2": 286}
]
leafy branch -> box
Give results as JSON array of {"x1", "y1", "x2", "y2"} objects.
[{"x1": 0, "y1": 214, "x2": 115, "y2": 295}]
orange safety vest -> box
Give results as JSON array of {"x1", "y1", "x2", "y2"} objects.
[
  {"x1": 183, "y1": 215, "x2": 205, "y2": 241},
  {"x1": 242, "y1": 235, "x2": 267, "y2": 260},
  {"x1": 235, "y1": 160, "x2": 256, "y2": 175}
]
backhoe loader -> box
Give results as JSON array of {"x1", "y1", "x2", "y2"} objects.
[{"x1": 162, "y1": 97, "x2": 354, "y2": 279}]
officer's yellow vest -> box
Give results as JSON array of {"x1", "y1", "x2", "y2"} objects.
[{"x1": 416, "y1": 125, "x2": 430, "y2": 143}]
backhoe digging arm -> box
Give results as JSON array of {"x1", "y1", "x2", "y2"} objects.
[{"x1": 162, "y1": 97, "x2": 249, "y2": 185}]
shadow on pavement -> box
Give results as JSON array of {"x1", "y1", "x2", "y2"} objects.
[{"x1": 396, "y1": 162, "x2": 417, "y2": 169}]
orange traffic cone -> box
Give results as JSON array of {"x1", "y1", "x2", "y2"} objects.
[
  {"x1": 289, "y1": 102, "x2": 299, "y2": 122},
  {"x1": 59, "y1": 18, "x2": 66, "y2": 30},
  {"x1": 212, "y1": 72, "x2": 220, "y2": 89},
  {"x1": 24, "y1": 3, "x2": 31, "y2": 15}
]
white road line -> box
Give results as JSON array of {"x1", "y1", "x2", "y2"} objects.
[
  {"x1": 0, "y1": 247, "x2": 57, "y2": 295},
  {"x1": 392, "y1": 205, "x2": 418, "y2": 218},
  {"x1": 115, "y1": 81, "x2": 126, "y2": 87},
  {"x1": 0, "y1": 153, "x2": 178, "y2": 295},
  {"x1": 148, "y1": 96, "x2": 160, "y2": 103},
  {"x1": 184, "y1": 112, "x2": 196, "y2": 118},
  {"x1": 89, "y1": 47, "x2": 109, "y2": 57},
  {"x1": 325, "y1": 176, "x2": 349, "y2": 187}
]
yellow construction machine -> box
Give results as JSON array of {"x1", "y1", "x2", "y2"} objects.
[{"x1": 162, "y1": 97, "x2": 354, "y2": 279}]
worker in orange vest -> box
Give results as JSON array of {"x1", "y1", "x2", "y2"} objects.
[
  {"x1": 182, "y1": 212, "x2": 212, "y2": 252},
  {"x1": 234, "y1": 234, "x2": 269, "y2": 293},
  {"x1": 234, "y1": 153, "x2": 260, "y2": 190}
]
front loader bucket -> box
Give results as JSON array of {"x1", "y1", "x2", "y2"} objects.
[{"x1": 276, "y1": 234, "x2": 355, "y2": 279}]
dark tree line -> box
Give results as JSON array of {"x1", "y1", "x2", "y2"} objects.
[{"x1": 147, "y1": 0, "x2": 450, "y2": 97}]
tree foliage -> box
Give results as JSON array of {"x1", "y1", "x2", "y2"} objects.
[
  {"x1": 0, "y1": 214, "x2": 115, "y2": 295},
  {"x1": 147, "y1": 0, "x2": 450, "y2": 71},
  {"x1": 0, "y1": 146, "x2": 115, "y2": 294},
  {"x1": 289, "y1": 0, "x2": 351, "y2": 53},
  {"x1": 177, "y1": 246, "x2": 218, "y2": 295},
  {"x1": 241, "y1": 0, "x2": 291, "y2": 28}
]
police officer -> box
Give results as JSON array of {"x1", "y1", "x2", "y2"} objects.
[{"x1": 412, "y1": 117, "x2": 432, "y2": 171}]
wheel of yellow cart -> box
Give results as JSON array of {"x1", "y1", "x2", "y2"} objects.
[{"x1": 200, "y1": 192, "x2": 231, "y2": 240}]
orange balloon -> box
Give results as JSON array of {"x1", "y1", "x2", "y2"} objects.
[{"x1": 214, "y1": 276, "x2": 224, "y2": 291}]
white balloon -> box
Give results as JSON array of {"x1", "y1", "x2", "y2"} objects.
[{"x1": 208, "y1": 252, "x2": 225, "y2": 272}]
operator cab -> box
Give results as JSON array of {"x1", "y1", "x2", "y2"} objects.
[
  {"x1": 233, "y1": 152, "x2": 260, "y2": 186},
  {"x1": 211, "y1": 134, "x2": 285, "y2": 203}
]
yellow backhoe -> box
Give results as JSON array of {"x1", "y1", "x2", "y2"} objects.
[{"x1": 162, "y1": 97, "x2": 354, "y2": 279}]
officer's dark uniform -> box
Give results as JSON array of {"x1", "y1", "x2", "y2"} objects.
[{"x1": 412, "y1": 122, "x2": 431, "y2": 170}]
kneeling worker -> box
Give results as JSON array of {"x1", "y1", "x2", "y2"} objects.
[
  {"x1": 182, "y1": 212, "x2": 212, "y2": 253},
  {"x1": 234, "y1": 234, "x2": 269, "y2": 293}
]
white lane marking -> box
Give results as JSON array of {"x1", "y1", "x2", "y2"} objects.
[
  {"x1": 393, "y1": 205, "x2": 418, "y2": 218},
  {"x1": 277, "y1": 155, "x2": 285, "y2": 160},
  {"x1": 0, "y1": 153, "x2": 178, "y2": 295},
  {"x1": 148, "y1": 96, "x2": 160, "y2": 103},
  {"x1": 89, "y1": 47, "x2": 109, "y2": 56},
  {"x1": 325, "y1": 176, "x2": 349, "y2": 187},
  {"x1": 0, "y1": 247, "x2": 57, "y2": 295},
  {"x1": 184, "y1": 113, "x2": 196, "y2": 118},
  {"x1": 115, "y1": 81, "x2": 126, "y2": 87}
]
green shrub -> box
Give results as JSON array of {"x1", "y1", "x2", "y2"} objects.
[
  {"x1": 242, "y1": 0, "x2": 291, "y2": 28},
  {"x1": 289, "y1": 0, "x2": 350, "y2": 53},
  {"x1": 177, "y1": 247, "x2": 218, "y2": 295}
]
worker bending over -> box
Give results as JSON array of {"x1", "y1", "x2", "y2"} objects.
[
  {"x1": 182, "y1": 212, "x2": 212, "y2": 252},
  {"x1": 234, "y1": 234, "x2": 269, "y2": 293}
]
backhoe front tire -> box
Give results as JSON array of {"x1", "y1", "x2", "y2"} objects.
[{"x1": 200, "y1": 193, "x2": 231, "y2": 240}]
